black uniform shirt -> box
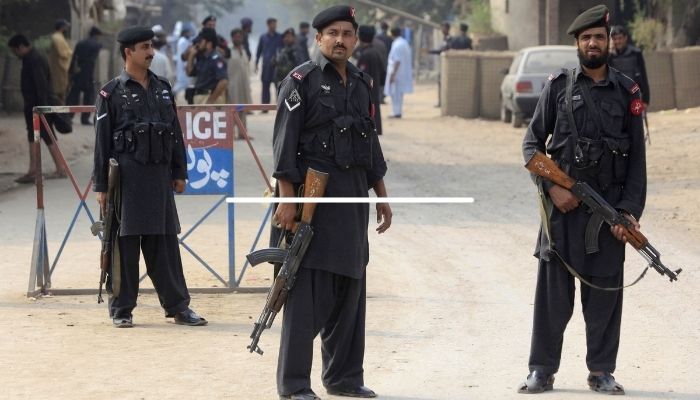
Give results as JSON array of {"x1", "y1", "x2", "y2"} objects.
[
  {"x1": 21, "y1": 48, "x2": 51, "y2": 106},
  {"x1": 93, "y1": 69, "x2": 187, "y2": 235},
  {"x1": 192, "y1": 50, "x2": 228, "y2": 92},
  {"x1": 273, "y1": 54, "x2": 387, "y2": 279},
  {"x1": 451, "y1": 34, "x2": 473, "y2": 50},
  {"x1": 523, "y1": 66, "x2": 646, "y2": 276},
  {"x1": 609, "y1": 45, "x2": 650, "y2": 104},
  {"x1": 70, "y1": 36, "x2": 102, "y2": 83}
]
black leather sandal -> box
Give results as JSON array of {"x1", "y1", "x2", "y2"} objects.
[
  {"x1": 588, "y1": 373, "x2": 625, "y2": 395},
  {"x1": 518, "y1": 370, "x2": 555, "y2": 394}
]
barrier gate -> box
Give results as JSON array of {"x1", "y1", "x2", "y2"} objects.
[{"x1": 27, "y1": 103, "x2": 276, "y2": 297}]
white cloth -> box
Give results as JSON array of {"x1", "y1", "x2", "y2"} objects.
[
  {"x1": 384, "y1": 36, "x2": 413, "y2": 97},
  {"x1": 150, "y1": 49, "x2": 173, "y2": 82},
  {"x1": 227, "y1": 46, "x2": 252, "y2": 104},
  {"x1": 173, "y1": 36, "x2": 191, "y2": 94},
  {"x1": 390, "y1": 92, "x2": 404, "y2": 117}
]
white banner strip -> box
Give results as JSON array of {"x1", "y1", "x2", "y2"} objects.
[{"x1": 225, "y1": 197, "x2": 475, "y2": 204}]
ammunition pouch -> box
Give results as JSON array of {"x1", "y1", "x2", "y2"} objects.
[
  {"x1": 571, "y1": 136, "x2": 630, "y2": 190},
  {"x1": 133, "y1": 122, "x2": 151, "y2": 164}
]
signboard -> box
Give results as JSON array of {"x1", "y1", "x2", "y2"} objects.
[{"x1": 178, "y1": 107, "x2": 234, "y2": 195}]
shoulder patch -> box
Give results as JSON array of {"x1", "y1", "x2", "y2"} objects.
[
  {"x1": 98, "y1": 79, "x2": 119, "y2": 99},
  {"x1": 290, "y1": 61, "x2": 319, "y2": 82},
  {"x1": 155, "y1": 75, "x2": 172, "y2": 89},
  {"x1": 613, "y1": 69, "x2": 638, "y2": 95},
  {"x1": 548, "y1": 70, "x2": 566, "y2": 82},
  {"x1": 630, "y1": 98, "x2": 644, "y2": 116}
]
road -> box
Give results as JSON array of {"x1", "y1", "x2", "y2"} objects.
[{"x1": 0, "y1": 84, "x2": 698, "y2": 399}]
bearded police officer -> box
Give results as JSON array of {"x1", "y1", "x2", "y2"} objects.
[
  {"x1": 93, "y1": 27, "x2": 207, "y2": 328},
  {"x1": 519, "y1": 5, "x2": 646, "y2": 395},
  {"x1": 272, "y1": 5, "x2": 392, "y2": 400},
  {"x1": 609, "y1": 25, "x2": 651, "y2": 107}
]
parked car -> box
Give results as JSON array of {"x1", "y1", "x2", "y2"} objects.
[{"x1": 500, "y1": 45, "x2": 579, "y2": 128}]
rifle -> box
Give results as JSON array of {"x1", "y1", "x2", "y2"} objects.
[
  {"x1": 526, "y1": 151, "x2": 681, "y2": 282},
  {"x1": 245, "y1": 168, "x2": 329, "y2": 355},
  {"x1": 90, "y1": 158, "x2": 121, "y2": 303}
]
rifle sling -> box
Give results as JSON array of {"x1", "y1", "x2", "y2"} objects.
[{"x1": 550, "y1": 247, "x2": 648, "y2": 291}]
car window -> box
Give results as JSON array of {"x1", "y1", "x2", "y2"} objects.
[
  {"x1": 522, "y1": 50, "x2": 578, "y2": 74},
  {"x1": 509, "y1": 53, "x2": 523, "y2": 74}
]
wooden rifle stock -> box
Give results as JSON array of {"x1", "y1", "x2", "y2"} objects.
[
  {"x1": 292, "y1": 168, "x2": 329, "y2": 232},
  {"x1": 525, "y1": 151, "x2": 576, "y2": 190}
]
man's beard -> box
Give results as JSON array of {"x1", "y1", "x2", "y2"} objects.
[{"x1": 578, "y1": 46, "x2": 608, "y2": 69}]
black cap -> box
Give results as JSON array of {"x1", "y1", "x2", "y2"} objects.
[
  {"x1": 312, "y1": 5, "x2": 358, "y2": 31},
  {"x1": 194, "y1": 27, "x2": 217, "y2": 45},
  {"x1": 610, "y1": 25, "x2": 628, "y2": 36},
  {"x1": 282, "y1": 28, "x2": 296, "y2": 37},
  {"x1": 202, "y1": 15, "x2": 216, "y2": 25},
  {"x1": 117, "y1": 26, "x2": 154, "y2": 45},
  {"x1": 567, "y1": 4, "x2": 610, "y2": 36},
  {"x1": 89, "y1": 26, "x2": 102, "y2": 36},
  {"x1": 241, "y1": 17, "x2": 253, "y2": 28},
  {"x1": 55, "y1": 19, "x2": 70, "y2": 30},
  {"x1": 358, "y1": 25, "x2": 375, "y2": 43},
  {"x1": 299, "y1": 21, "x2": 310, "y2": 29}
]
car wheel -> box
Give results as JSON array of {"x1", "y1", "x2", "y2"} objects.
[
  {"x1": 512, "y1": 112, "x2": 524, "y2": 128},
  {"x1": 500, "y1": 104, "x2": 512, "y2": 123}
]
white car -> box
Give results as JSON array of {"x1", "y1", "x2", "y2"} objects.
[{"x1": 500, "y1": 45, "x2": 579, "y2": 128}]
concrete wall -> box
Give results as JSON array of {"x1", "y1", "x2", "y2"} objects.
[
  {"x1": 671, "y1": 46, "x2": 700, "y2": 109},
  {"x1": 441, "y1": 51, "x2": 515, "y2": 120},
  {"x1": 645, "y1": 50, "x2": 675, "y2": 111},
  {"x1": 490, "y1": 0, "x2": 540, "y2": 50}
]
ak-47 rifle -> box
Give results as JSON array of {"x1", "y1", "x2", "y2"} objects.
[
  {"x1": 91, "y1": 158, "x2": 121, "y2": 303},
  {"x1": 245, "y1": 168, "x2": 329, "y2": 355},
  {"x1": 526, "y1": 151, "x2": 681, "y2": 282}
]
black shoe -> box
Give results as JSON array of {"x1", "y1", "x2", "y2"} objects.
[
  {"x1": 326, "y1": 385, "x2": 376, "y2": 398},
  {"x1": 173, "y1": 308, "x2": 208, "y2": 326},
  {"x1": 280, "y1": 389, "x2": 321, "y2": 400},
  {"x1": 112, "y1": 315, "x2": 133, "y2": 328},
  {"x1": 388, "y1": 114, "x2": 401, "y2": 119},
  {"x1": 587, "y1": 373, "x2": 625, "y2": 395},
  {"x1": 518, "y1": 370, "x2": 554, "y2": 394},
  {"x1": 81, "y1": 120, "x2": 92, "y2": 126}
]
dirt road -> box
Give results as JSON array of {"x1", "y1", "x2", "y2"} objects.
[{"x1": 0, "y1": 84, "x2": 698, "y2": 399}]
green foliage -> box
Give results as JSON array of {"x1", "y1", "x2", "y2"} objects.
[
  {"x1": 466, "y1": 0, "x2": 493, "y2": 34},
  {"x1": 629, "y1": 13, "x2": 664, "y2": 50},
  {"x1": 625, "y1": 0, "x2": 668, "y2": 49}
]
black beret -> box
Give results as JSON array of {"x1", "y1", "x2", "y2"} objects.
[
  {"x1": 312, "y1": 5, "x2": 358, "y2": 31},
  {"x1": 567, "y1": 4, "x2": 609, "y2": 36},
  {"x1": 117, "y1": 26, "x2": 154, "y2": 45},
  {"x1": 358, "y1": 25, "x2": 375, "y2": 43}
]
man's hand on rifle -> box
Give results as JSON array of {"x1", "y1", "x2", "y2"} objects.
[
  {"x1": 611, "y1": 213, "x2": 640, "y2": 243},
  {"x1": 96, "y1": 192, "x2": 107, "y2": 215},
  {"x1": 548, "y1": 185, "x2": 580, "y2": 213}
]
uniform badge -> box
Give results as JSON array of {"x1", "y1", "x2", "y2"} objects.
[
  {"x1": 96, "y1": 113, "x2": 107, "y2": 121},
  {"x1": 292, "y1": 72, "x2": 304, "y2": 81},
  {"x1": 99, "y1": 89, "x2": 109, "y2": 98},
  {"x1": 217, "y1": 61, "x2": 224, "y2": 69},
  {"x1": 630, "y1": 98, "x2": 644, "y2": 116},
  {"x1": 630, "y1": 83, "x2": 640, "y2": 94},
  {"x1": 285, "y1": 89, "x2": 302, "y2": 112},
  {"x1": 321, "y1": 84, "x2": 331, "y2": 94}
]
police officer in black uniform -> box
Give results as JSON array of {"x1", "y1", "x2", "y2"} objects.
[
  {"x1": 518, "y1": 5, "x2": 646, "y2": 395},
  {"x1": 272, "y1": 5, "x2": 392, "y2": 400},
  {"x1": 609, "y1": 25, "x2": 651, "y2": 106},
  {"x1": 93, "y1": 27, "x2": 207, "y2": 328},
  {"x1": 186, "y1": 27, "x2": 228, "y2": 105},
  {"x1": 67, "y1": 26, "x2": 103, "y2": 125}
]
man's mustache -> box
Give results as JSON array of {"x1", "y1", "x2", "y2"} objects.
[{"x1": 334, "y1": 44, "x2": 346, "y2": 50}]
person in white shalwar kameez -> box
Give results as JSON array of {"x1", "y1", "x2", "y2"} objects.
[
  {"x1": 227, "y1": 28, "x2": 253, "y2": 140},
  {"x1": 384, "y1": 26, "x2": 413, "y2": 118}
]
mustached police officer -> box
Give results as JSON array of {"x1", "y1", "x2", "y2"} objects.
[
  {"x1": 93, "y1": 27, "x2": 207, "y2": 328},
  {"x1": 519, "y1": 5, "x2": 646, "y2": 395},
  {"x1": 271, "y1": 5, "x2": 392, "y2": 400}
]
